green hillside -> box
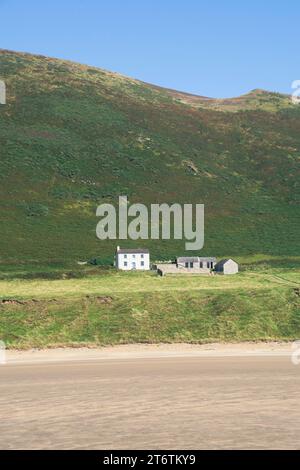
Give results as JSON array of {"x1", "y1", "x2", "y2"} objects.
[{"x1": 0, "y1": 49, "x2": 299, "y2": 267}]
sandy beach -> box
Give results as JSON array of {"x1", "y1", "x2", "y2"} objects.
[{"x1": 5, "y1": 341, "x2": 295, "y2": 365}]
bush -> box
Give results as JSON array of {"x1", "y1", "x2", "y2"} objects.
[
  {"x1": 19, "y1": 202, "x2": 49, "y2": 217},
  {"x1": 88, "y1": 257, "x2": 102, "y2": 266}
]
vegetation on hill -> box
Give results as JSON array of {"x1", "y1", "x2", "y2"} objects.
[{"x1": 0, "y1": 49, "x2": 299, "y2": 266}]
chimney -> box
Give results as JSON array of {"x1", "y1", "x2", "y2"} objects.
[{"x1": 117, "y1": 246, "x2": 120, "y2": 252}]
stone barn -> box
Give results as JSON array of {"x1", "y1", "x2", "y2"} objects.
[
  {"x1": 215, "y1": 259, "x2": 239, "y2": 275},
  {"x1": 176, "y1": 257, "x2": 216, "y2": 270}
]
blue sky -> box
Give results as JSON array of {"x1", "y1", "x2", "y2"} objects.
[{"x1": 0, "y1": 0, "x2": 299, "y2": 97}]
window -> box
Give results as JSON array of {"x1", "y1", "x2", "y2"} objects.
[
  {"x1": 124, "y1": 261, "x2": 128, "y2": 267},
  {"x1": 141, "y1": 254, "x2": 144, "y2": 259},
  {"x1": 200, "y1": 262, "x2": 203, "y2": 268},
  {"x1": 141, "y1": 261, "x2": 144, "y2": 267},
  {"x1": 185, "y1": 262, "x2": 189, "y2": 268},
  {"x1": 124, "y1": 254, "x2": 127, "y2": 259},
  {"x1": 190, "y1": 262, "x2": 194, "y2": 268},
  {"x1": 133, "y1": 254, "x2": 136, "y2": 258}
]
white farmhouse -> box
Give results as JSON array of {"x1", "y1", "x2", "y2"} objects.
[{"x1": 115, "y1": 246, "x2": 150, "y2": 271}]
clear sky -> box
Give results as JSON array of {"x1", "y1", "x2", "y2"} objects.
[{"x1": 0, "y1": 0, "x2": 299, "y2": 98}]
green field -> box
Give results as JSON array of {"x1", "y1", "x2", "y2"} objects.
[{"x1": 0, "y1": 264, "x2": 299, "y2": 349}]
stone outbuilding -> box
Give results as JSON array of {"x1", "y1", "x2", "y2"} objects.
[
  {"x1": 214, "y1": 259, "x2": 239, "y2": 275},
  {"x1": 176, "y1": 257, "x2": 216, "y2": 270}
]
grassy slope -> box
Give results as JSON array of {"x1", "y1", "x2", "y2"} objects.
[
  {"x1": 0, "y1": 270, "x2": 299, "y2": 348},
  {"x1": 0, "y1": 50, "x2": 300, "y2": 266}
]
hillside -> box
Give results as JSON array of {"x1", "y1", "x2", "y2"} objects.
[{"x1": 0, "y1": 49, "x2": 299, "y2": 266}]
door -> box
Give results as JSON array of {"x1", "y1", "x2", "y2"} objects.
[{"x1": 132, "y1": 262, "x2": 136, "y2": 270}]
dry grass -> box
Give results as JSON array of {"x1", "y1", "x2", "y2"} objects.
[{"x1": 0, "y1": 269, "x2": 299, "y2": 301}]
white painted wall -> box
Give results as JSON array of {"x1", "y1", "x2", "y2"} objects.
[
  {"x1": 116, "y1": 253, "x2": 150, "y2": 271},
  {"x1": 223, "y1": 259, "x2": 239, "y2": 274}
]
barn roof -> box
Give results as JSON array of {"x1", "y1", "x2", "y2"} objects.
[
  {"x1": 215, "y1": 258, "x2": 237, "y2": 268},
  {"x1": 177, "y1": 257, "x2": 199, "y2": 263},
  {"x1": 177, "y1": 256, "x2": 216, "y2": 263}
]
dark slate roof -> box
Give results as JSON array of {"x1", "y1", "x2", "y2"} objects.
[
  {"x1": 117, "y1": 248, "x2": 149, "y2": 254},
  {"x1": 177, "y1": 257, "x2": 199, "y2": 263},
  {"x1": 177, "y1": 256, "x2": 216, "y2": 263},
  {"x1": 215, "y1": 258, "x2": 236, "y2": 268}
]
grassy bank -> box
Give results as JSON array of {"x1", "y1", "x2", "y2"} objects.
[{"x1": 0, "y1": 269, "x2": 299, "y2": 349}]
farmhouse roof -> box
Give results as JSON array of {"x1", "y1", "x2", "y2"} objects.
[{"x1": 116, "y1": 248, "x2": 150, "y2": 254}]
